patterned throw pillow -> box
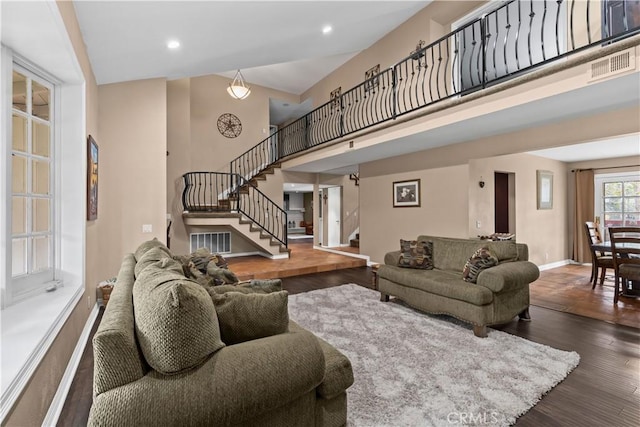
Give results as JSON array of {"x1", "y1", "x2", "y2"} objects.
[
  {"x1": 462, "y1": 247, "x2": 498, "y2": 283},
  {"x1": 398, "y1": 239, "x2": 434, "y2": 270}
]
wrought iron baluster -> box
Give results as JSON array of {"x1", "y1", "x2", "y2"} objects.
[
  {"x1": 452, "y1": 32, "x2": 460, "y2": 93},
  {"x1": 555, "y1": 0, "x2": 562, "y2": 56},
  {"x1": 428, "y1": 47, "x2": 435, "y2": 102},
  {"x1": 527, "y1": 0, "x2": 535, "y2": 67},
  {"x1": 586, "y1": 0, "x2": 592, "y2": 44},
  {"x1": 443, "y1": 38, "x2": 450, "y2": 97},
  {"x1": 570, "y1": 0, "x2": 575, "y2": 50},
  {"x1": 503, "y1": 5, "x2": 511, "y2": 75},
  {"x1": 515, "y1": 0, "x2": 522, "y2": 71},
  {"x1": 541, "y1": 0, "x2": 547, "y2": 61},
  {"x1": 492, "y1": 9, "x2": 502, "y2": 79},
  {"x1": 435, "y1": 42, "x2": 442, "y2": 100}
]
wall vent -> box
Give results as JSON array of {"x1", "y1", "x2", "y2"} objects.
[
  {"x1": 588, "y1": 49, "x2": 635, "y2": 82},
  {"x1": 190, "y1": 232, "x2": 231, "y2": 254}
]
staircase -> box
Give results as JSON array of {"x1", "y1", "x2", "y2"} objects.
[
  {"x1": 350, "y1": 233, "x2": 360, "y2": 248},
  {"x1": 181, "y1": 170, "x2": 289, "y2": 257}
]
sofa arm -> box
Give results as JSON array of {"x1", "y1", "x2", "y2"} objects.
[
  {"x1": 384, "y1": 250, "x2": 401, "y2": 266},
  {"x1": 89, "y1": 328, "x2": 325, "y2": 426},
  {"x1": 476, "y1": 261, "x2": 540, "y2": 293}
]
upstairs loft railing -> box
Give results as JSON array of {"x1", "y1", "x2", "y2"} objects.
[
  {"x1": 182, "y1": 172, "x2": 288, "y2": 247},
  {"x1": 230, "y1": 0, "x2": 640, "y2": 183}
]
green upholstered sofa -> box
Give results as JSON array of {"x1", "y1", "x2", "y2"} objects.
[
  {"x1": 377, "y1": 235, "x2": 540, "y2": 338},
  {"x1": 88, "y1": 242, "x2": 353, "y2": 426}
]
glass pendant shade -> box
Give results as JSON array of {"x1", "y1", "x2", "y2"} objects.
[{"x1": 227, "y1": 70, "x2": 251, "y2": 100}]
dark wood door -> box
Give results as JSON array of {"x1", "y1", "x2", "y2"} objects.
[{"x1": 494, "y1": 172, "x2": 509, "y2": 233}]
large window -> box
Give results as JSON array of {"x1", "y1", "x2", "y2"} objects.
[
  {"x1": 595, "y1": 172, "x2": 640, "y2": 240},
  {"x1": 10, "y1": 67, "x2": 55, "y2": 301}
]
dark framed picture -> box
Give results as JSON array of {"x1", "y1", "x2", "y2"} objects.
[
  {"x1": 87, "y1": 135, "x2": 99, "y2": 220},
  {"x1": 393, "y1": 179, "x2": 421, "y2": 207}
]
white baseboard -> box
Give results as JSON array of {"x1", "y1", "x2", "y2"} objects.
[
  {"x1": 538, "y1": 259, "x2": 572, "y2": 271},
  {"x1": 42, "y1": 303, "x2": 99, "y2": 426},
  {"x1": 313, "y1": 245, "x2": 370, "y2": 263}
]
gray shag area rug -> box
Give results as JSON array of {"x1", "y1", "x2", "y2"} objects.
[{"x1": 288, "y1": 284, "x2": 580, "y2": 427}]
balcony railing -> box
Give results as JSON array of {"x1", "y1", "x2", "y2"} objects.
[
  {"x1": 182, "y1": 172, "x2": 287, "y2": 247},
  {"x1": 231, "y1": 0, "x2": 640, "y2": 184}
]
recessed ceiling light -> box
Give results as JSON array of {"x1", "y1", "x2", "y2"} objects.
[
  {"x1": 322, "y1": 25, "x2": 332, "y2": 35},
  {"x1": 167, "y1": 40, "x2": 180, "y2": 49}
]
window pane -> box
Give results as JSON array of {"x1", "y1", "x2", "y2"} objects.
[
  {"x1": 604, "y1": 197, "x2": 622, "y2": 212},
  {"x1": 604, "y1": 213, "x2": 623, "y2": 228},
  {"x1": 33, "y1": 198, "x2": 50, "y2": 232},
  {"x1": 624, "y1": 181, "x2": 640, "y2": 197},
  {"x1": 604, "y1": 182, "x2": 622, "y2": 197},
  {"x1": 32, "y1": 159, "x2": 50, "y2": 195},
  {"x1": 32, "y1": 81, "x2": 50, "y2": 121},
  {"x1": 12, "y1": 238, "x2": 27, "y2": 276},
  {"x1": 33, "y1": 236, "x2": 51, "y2": 271},
  {"x1": 625, "y1": 197, "x2": 639, "y2": 212},
  {"x1": 12, "y1": 71, "x2": 27, "y2": 113},
  {"x1": 32, "y1": 121, "x2": 50, "y2": 157},
  {"x1": 12, "y1": 114, "x2": 27, "y2": 152},
  {"x1": 12, "y1": 197, "x2": 26, "y2": 234},
  {"x1": 624, "y1": 213, "x2": 639, "y2": 226},
  {"x1": 12, "y1": 155, "x2": 27, "y2": 193}
]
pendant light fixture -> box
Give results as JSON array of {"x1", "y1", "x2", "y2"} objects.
[{"x1": 227, "y1": 69, "x2": 251, "y2": 100}]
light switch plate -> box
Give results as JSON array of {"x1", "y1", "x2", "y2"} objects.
[{"x1": 142, "y1": 224, "x2": 153, "y2": 233}]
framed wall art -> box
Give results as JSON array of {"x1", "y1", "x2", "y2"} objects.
[
  {"x1": 87, "y1": 135, "x2": 99, "y2": 220},
  {"x1": 393, "y1": 179, "x2": 421, "y2": 208},
  {"x1": 536, "y1": 170, "x2": 553, "y2": 210}
]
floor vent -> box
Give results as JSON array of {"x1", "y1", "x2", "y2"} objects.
[
  {"x1": 588, "y1": 49, "x2": 635, "y2": 82},
  {"x1": 190, "y1": 232, "x2": 231, "y2": 254}
]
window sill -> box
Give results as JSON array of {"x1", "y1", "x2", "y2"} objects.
[{"x1": 0, "y1": 283, "x2": 84, "y2": 421}]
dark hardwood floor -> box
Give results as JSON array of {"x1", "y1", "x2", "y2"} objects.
[{"x1": 57, "y1": 266, "x2": 639, "y2": 426}]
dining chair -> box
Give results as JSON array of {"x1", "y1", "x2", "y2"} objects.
[
  {"x1": 584, "y1": 221, "x2": 614, "y2": 289},
  {"x1": 608, "y1": 226, "x2": 640, "y2": 304}
]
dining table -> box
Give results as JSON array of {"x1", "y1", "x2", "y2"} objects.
[{"x1": 592, "y1": 240, "x2": 640, "y2": 297}]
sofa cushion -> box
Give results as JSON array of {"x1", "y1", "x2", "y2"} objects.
[
  {"x1": 211, "y1": 291, "x2": 290, "y2": 345},
  {"x1": 485, "y1": 240, "x2": 519, "y2": 263},
  {"x1": 462, "y1": 247, "x2": 498, "y2": 283},
  {"x1": 133, "y1": 264, "x2": 225, "y2": 374},
  {"x1": 398, "y1": 239, "x2": 433, "y2": 270},
  {"x1": 134, "y1": 238, "x2": 171, "y2": 262},
  {"x1": 432, "y1": 239, "x2": 485, "y2": 272},
  {"x1": 134, "y1": 246, "x2": 172, "y2": 277},
  {"x1": 378, "y1": 266, "x2": 493, "y2": 305},
  {"x1": 289, "y1": 321, "x2": 354, "y2": 400}
]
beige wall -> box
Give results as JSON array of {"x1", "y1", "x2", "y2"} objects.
[
  {"x1": 4, "y1": 2, "x2": 101, "y2": 425},
  {"x1": 360, "y1": 164, "x2": 470, "y2": 263},
  {"x1": 167, "y1": 78, "x2": 191, "y2": 252},
  {"x1": 469, "y1": 153, "x2": 569, "y2": 265},
  {"x1": 98, "y1": 78, "x2": 167, "y2": 268}
]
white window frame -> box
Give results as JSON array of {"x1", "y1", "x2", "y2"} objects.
[
  {"x1": 9, "y1": 63, "x2": 57, "y2": 302},
  {"x1": 594, "y1": 171, "x2": 640, "y2": 241},
  {"x1": 1, "y1": 2, "x2": 87, "y2": 421}
]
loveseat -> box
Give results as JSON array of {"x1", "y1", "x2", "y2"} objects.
[
  {"x1": 88, "y1": 240, "x2": 354, "y2": 426},
  {"x1": 377, "y1": 235, "x2": 540, "y2": 337}
]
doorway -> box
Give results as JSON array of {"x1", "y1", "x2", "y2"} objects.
[
  {"x1": 327, "y1": 186, "x2": 342, "y2": 247},
  {"x1": 494, "y1": 172, "x2": 515, "y2": 233}
]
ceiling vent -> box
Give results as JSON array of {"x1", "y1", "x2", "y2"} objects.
[{"x1": 588, "y1": 48, "x2": 636, "y2": 82}]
